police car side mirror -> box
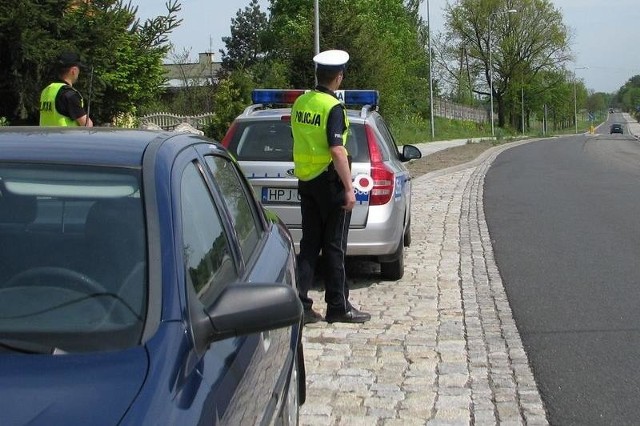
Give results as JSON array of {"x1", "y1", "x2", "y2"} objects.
[{"x1": 401, "y1": 145, "x2": 422, "y2": 162}]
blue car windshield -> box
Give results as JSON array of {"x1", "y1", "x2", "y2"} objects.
[{"x1": 0, "y1": 163, "x2": 147, "y2": 353}]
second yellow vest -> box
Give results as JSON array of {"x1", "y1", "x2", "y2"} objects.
[{"x1": 39, "y1": 83, "x2": 80, "y2": 127}]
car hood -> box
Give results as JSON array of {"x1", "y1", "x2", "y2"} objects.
[{"x1": 0, "y1": 347, "x2": 148, "y2": 425}]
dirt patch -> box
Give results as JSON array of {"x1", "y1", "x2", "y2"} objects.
[{"x1": 405, "y1": 140, "x2": 500, "y2": 178}]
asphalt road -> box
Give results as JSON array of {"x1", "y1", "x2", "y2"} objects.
[{"x1": 483, "y1": 126, "x2": 640, "y2": 425}]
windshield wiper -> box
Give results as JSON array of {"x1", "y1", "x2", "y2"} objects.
[{"x1": 0, "y1": 339, "x2": 59, "y2": 355}]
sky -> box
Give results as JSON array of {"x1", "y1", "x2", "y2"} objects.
[{"x1": 132, "y1": 0, "x2": 640, "y2": 94}]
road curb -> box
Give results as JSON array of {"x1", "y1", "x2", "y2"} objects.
[{"x1": 417, "y1": 138, "x2": 545, "y2": 182}]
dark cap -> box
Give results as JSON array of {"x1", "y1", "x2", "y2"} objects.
[{"x1": 55, "y1": 52, "x2": 86, "y2": 69}]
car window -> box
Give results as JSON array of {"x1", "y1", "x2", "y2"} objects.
[
  {"x1": 230, "y1": 121, "x2": 293, "y2": 161},
  {"x1": 181, "y1": 162, "x2": 238, "y2": 309},
  {"x1": 374, "y1": 115, "x2": 401, "y2": 160},
  {"x1": 228, "y1": 119, "x2": 369, "y2": 163},
  {"x1": 0, "y1": 164, "x2": 146, "y2": 353},
  {"x1": 204, "y1": 155, "x2": 261, "y2": 262},
  {"x1": 345, "y1": 123, "x2": 369, "y2": 163}
]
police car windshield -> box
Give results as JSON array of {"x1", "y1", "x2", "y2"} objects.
[{"x1": 228, "y1": 120, "x2": 369, "y2": 163}]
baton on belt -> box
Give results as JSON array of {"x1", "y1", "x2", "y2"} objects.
[{"x1": 85, "y1": 65, "x2": 94, "y2": 126}]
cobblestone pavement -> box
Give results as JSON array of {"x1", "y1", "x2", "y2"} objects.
[{"x1": 300, "y1": 141, "x2": 548, "y2": 425}]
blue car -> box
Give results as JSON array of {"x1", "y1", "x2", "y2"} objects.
[{"x1": 0, "y1": 128, "x2": 305, "y2": 425}]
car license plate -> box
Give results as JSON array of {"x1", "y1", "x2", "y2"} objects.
[{"x1": 261, "y1": 187, "x2": 300, "y2": 204}]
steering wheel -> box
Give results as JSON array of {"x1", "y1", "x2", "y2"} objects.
[{"x1": 3, "y1": 266, "x2": 107, "y2": 296}]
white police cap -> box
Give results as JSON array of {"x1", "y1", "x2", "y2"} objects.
[{"x1": 313, "y1": 50, "x2": 349, "y2": 70}]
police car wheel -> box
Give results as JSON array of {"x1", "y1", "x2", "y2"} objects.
[
  {"x1": 403, "y1": 218, "x2": 412, "y2": 247},
  {"x1": 381, "y1": 241, "x2": 404, "y2": 280}
]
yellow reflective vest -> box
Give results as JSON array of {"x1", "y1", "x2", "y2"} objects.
[
  {"x1": 39, "y1": 83, "x2": 80, "y2": 126},
  {"x1": 291, "y1": 90, "x2": 349, "y2": 181}
]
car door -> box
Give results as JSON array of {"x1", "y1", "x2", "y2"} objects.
[
  {"x1": 176, "y1": 147, "x2": 294, "y2": 425},
  {"x1": 200, "y1": 153, "x2": 295, "y2": 423}
]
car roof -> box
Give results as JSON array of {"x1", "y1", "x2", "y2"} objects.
[
  {"x1": 237, "y1": 105, "x2": 375, "y2": 122},
  {"x1": 0, "y1": 127, "x2": 187, "y2": 167}
]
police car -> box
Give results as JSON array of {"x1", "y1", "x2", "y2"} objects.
[{"x1": 222, "y1": 89, "x2": 422, "y2": 280}]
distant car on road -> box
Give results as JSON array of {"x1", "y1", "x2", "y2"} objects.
[
  {"x1": 0, "y1": 127, "x2": 304, "y2": 425},
  {"x1": 610, "y1": 123, "x2": 624, "y2": 134},
  {"x1": 222, "y1": 89, "x2": 423, "y2": 280}
]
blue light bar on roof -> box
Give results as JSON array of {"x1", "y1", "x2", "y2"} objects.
[
  {"x1": 252, "y1": 89, "x2": 305, "y2": 104},
  {"x1": 251, "y1": 89, "x2": 379, "y2": 107},
  {"x1": 335, "y1": 90, "x2": 379, "y2": 107}
]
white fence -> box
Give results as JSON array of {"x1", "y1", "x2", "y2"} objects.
[
  {"x1": 141, "y1": 99, "x2": 488, "y2": 130},
  {"x1": 139, "y1": 112, "x2": 214, "y2": 130},
  {"x1": 433, "y1": 99, "x2": 488, "y2": 123}
]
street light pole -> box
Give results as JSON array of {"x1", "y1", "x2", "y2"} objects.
[
  {"x1": 314, "y1": 0, "x2": 319, "y2": 56},
  {"x1": 573, "y1": 66, "x2": 588, "y2": 134},
  {"x1": 314, "y1": 0, "x2": 320, "y2": 86},
  {"x1": 426, "y1": 0, "x2": 435, "y2": 139},
  {"x1": 488, "y1": 18, "x2": 495, "y2": 137},
  {"x1": 488, "y1": 9, "x2": 517, "y2": 137}
]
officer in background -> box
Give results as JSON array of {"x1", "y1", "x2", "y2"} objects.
[
  {"x1": 291, "y1": 49, "x2": 371, "y2": 324},
  {"x1": 40, "y1": 52, "x2": 93, "y2": 127}
]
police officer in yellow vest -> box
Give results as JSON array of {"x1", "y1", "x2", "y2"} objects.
[
  {"x1": 291, "y1": 49, "x2": 370, "y2": 325},
  {"x1": 40, "y1": 52, "x2": 93, "y2": 127}
]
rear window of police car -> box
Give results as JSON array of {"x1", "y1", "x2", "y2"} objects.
[{"x1": 226, "y1": 120, "x2": 369, "y2": 163}]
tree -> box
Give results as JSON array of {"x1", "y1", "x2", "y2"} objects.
[
  {"x1": 615, "y1": 75, "x2": 640, "y2": 117},
  {"x1": 220, "y1": 0, "x2": 269, "y2": 73},
  {"x1": 205, "y1": 77, "x2": 246, "y2": 140},
  {"x1": 442, "y1": 0, "x2": 571, "y2": 128},
  {"x1": 0, "y1": 0, "x2": 65, "y2": 122},
  {"x1": 219, "y1": 0, "x2": 290, "y2": 99},
  {"x1": 60, "y1": 0, "x2": 182, "y2": 124},
  {"x1": 585, "y1": 92, "x2": 606, "y2": 115},
  {"x1": 265, "y1": 0, "x2": 430, "y2": 119},
  {"x1": 0, "y1": 0, "x2": 181, "y2": 125}
]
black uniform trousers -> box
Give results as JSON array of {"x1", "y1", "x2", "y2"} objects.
[{"x1": 297, "y1": 168, "x2": 352, "y2": 316}]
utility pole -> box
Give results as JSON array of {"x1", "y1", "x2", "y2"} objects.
[
  {"x1": 314, "y1": 0, "x2": 320, "y2": 86},
  {"x1": 426, "y1": 0, "x2": 435, "y2": 139}
]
